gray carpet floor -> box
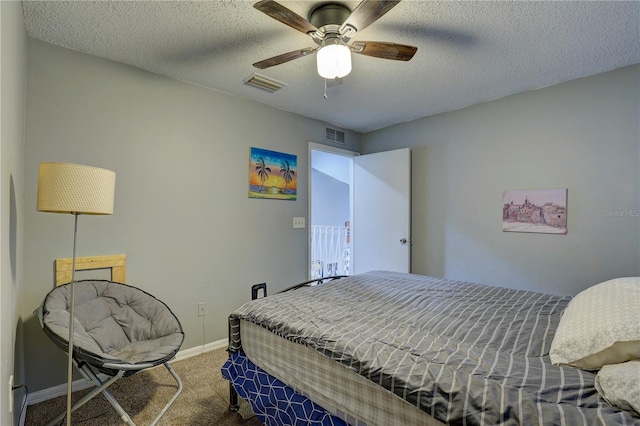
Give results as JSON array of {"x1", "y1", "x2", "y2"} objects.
[{"x1": 25, "y1": 347, "x2": 262, "y2": 425}]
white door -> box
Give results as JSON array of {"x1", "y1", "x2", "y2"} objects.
[{"x1": 353, "y1": 148, "x2": 411, "y2": 274}]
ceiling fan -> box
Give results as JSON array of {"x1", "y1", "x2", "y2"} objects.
[{"x1": 252, "y1": 0, "x2": 417, "y2": 80}]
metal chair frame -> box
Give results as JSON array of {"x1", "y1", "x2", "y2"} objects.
[{"x1": 45, "y1": 357, "x2": 183, "y2": 426}]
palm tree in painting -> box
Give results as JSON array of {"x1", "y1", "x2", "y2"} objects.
[
  {"x1": 280, "y1": 160, "x2": 295, "y2": 194},
  {"x1": 255, "y1": 157, "x2": 271, "y2": 193}
]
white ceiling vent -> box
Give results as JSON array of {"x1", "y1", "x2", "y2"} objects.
[
  {"x1": 325, "y1": 127, "x2": 346, "y2": 144},
  {"x1": 244, "y1": 73, "x2": 286, "y2": 93}
]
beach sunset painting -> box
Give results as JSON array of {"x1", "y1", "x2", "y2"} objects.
[{"x1": 249, "y1": 147, "x2": 297, "y2": 200}]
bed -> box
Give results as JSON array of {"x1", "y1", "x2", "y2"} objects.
[{"x1": 222, "y1": 271, "x2": 640, "y2": 425}]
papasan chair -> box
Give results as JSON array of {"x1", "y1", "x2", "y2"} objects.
[{"x1": 35, "y1": 279, "x2": 185, "y2": 426}]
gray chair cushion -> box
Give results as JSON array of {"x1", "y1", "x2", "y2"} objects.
[{"x1": 41, "y1": 280, "x2": 184, "y2": 373}]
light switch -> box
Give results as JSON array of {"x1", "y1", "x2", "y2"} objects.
[{"x1": 293, "y1": 217, "x2": 306, "y2": 228}]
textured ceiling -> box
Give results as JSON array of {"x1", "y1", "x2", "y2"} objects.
[{"x1": 22, "y1": 1, "x2": 640, "y2": 133}]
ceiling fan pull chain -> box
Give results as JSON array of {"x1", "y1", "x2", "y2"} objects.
[{"x1": 323, "y1": 79, "x2": 328, "y2": 99}]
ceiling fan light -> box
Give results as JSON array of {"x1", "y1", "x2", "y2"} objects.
[{"x1": 317, "y1": 44, "x2": 352, "y2": 79}]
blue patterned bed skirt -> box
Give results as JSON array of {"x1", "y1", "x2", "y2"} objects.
[{"x1": 222, "y1": 350, "x2": 347, "y2": 426}]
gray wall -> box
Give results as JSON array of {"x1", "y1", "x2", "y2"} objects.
[
  {"x1": 22, "y1": 38, "x2": 360, "y2": 392},
  {"x1": 363, "y1": 65, "x2": 640, "y2": 296},
  {"x1": 1, "y1": 1, "x2": 27, "y2": 423},
  {"x1": 311, "y1": 168, "x2": 350, "y2": 227}
]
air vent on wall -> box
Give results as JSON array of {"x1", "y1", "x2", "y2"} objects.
[
  {"x1": 244, "y1": 73, "x2": 286, "y2": 93},
  {"x1": 325, "y1": 127, "x2": 346, "y2": 144}
]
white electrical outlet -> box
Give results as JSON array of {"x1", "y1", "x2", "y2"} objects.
[
  {"x1": 8, "y1": 375, "x2": 13, "y2": 413},
  {"x1": 293, "y1": 217, "x2": 306, "y2": 228},
  {"x1": 198, "y1": 302, "x2": 207, "y2": 317}
]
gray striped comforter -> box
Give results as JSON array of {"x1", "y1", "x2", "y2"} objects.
[{"x1": 229, "y1": 271, "x2": 639, "y2": 425}]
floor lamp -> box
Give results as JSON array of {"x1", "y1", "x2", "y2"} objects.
[{"x1": 37, "y1": 162, "x2": 116, "y2": 426}]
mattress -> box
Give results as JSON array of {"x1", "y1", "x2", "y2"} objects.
[
  {"x1": 241, "y1": 319, "x2": 442, "y2": 426},
  {"x1": 228, "y1": 271, "x2": 639, "y2": 425}
]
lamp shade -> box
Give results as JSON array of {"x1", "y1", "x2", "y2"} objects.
[
  {"x1": 316, "y1": 43, "x2": 352, "y2": 79},
  {"x1": 37, "y1": 162, "x2": 116, "y2": 215}
]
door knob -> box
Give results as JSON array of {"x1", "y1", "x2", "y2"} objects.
[{"x1": 400, "y1": 238, "x2": 408, "y2": 245}]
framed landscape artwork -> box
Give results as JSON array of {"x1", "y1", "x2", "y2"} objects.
[
  {"x1": 502, "y1": 188, "x2": 567, "y2": 234},
  {"x1": 249, "y1": 147, "x2": 297, "y2": 200}
]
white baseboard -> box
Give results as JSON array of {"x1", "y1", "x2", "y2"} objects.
[
  {"x1": 25, "y1": 338, "x2": 228, "y2": 408},
  {"x1": 172, "y1": 338, "x2": 228, "y2": 362}
]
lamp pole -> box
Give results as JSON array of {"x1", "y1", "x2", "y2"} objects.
[{"x1": 66, "y1": 212, "x2": 80, "y2": 426}]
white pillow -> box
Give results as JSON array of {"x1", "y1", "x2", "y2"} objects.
[
  {"x1": 594, "y1": 360, "x2": 640, "y2": 415},
  {"x1": 549, "y1": 277, "x2": 640, "y2": 369}
]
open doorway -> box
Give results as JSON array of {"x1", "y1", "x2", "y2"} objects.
[
  {"x1": 309, "y1": 143, "x2": 356, "y2": 279},
  {"x1": 309, "y1": 144, "x2": 411, "y2": 278}
]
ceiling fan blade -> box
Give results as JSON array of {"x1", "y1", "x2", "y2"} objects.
[
  {"x1": 351, "y1": 41, "x2": 417, "y2": 61},
  {"x1": 254, "y1": 0, "x2": 319, "y2": 36},
  {"x1": 253, "y1": 47, "x2": 317, "y2": 69},
  {"x1": 340, "y1": 1, "x2": 400, "y2": 39}
]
